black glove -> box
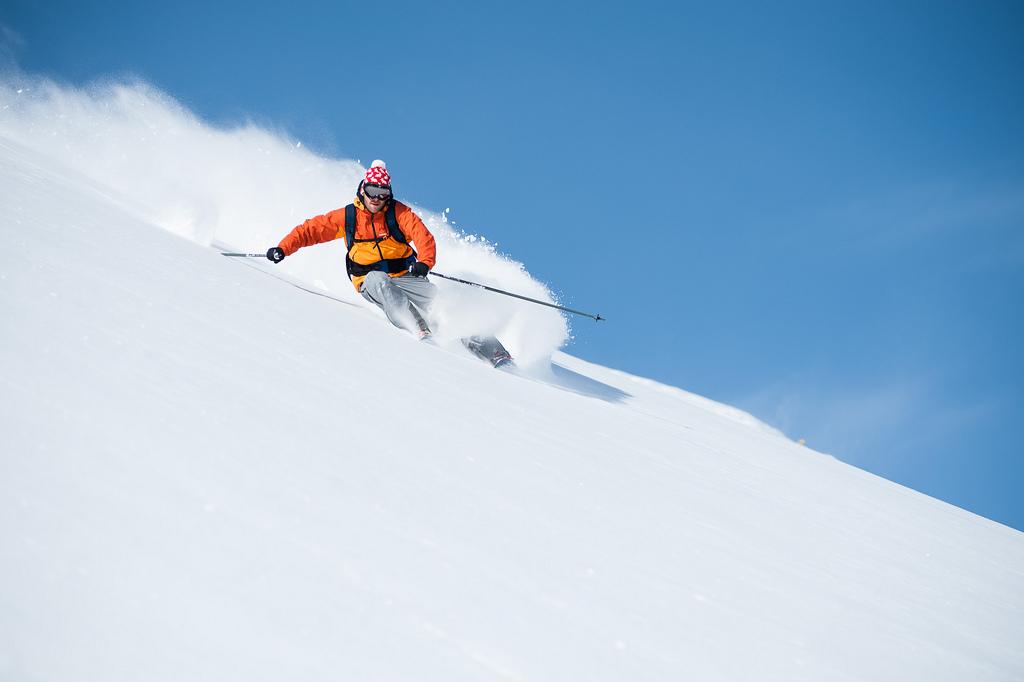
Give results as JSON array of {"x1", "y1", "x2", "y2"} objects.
[
  {"x1": 409, "y1": 261, "x2": 430, "y2": 277},
  {"x1": 267, "y1": 247, "x2": 285, "y2": 263}
]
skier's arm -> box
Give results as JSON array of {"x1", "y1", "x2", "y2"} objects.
[
  {"x1": 395, "y1": 204, "x2": 436, "y2": 268},
  {"x1": 277, "y1": 209, "x2": 346, "y2": 256}
]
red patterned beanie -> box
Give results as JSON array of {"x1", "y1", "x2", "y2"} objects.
[{"x1": 364, "y1": 160, "x2": 391, "y2": 187}]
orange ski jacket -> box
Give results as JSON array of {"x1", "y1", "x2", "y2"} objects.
[{"x1": 277, "y1": 196, "x2": 437, "y2": 291}]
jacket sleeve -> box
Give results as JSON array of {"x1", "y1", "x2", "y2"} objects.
[
  {"x1": 395, "y1": 203, "x2": 437, "y2": 268},
  {"x1": 278, "y1": 209, "x2": 346, "y2": 255}
]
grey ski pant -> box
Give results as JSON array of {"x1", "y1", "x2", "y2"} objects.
[
  {"x1": 359, "y1": 272, "x2": 512, "y2": 364},
  {"x1": 359, "y1": 270, "x2": 437, "y2": 333}
]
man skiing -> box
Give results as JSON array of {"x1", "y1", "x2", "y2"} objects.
[{"x1": 266, "y1": 160, "x2": 513, "y2": 367}]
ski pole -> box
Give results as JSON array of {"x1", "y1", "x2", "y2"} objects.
[
  {"x1": 430, "y1": 271, "x2": 604, "y2": 321},
  {"x1": 218, "y1": 252, "x2": 604, "y2": 320}
]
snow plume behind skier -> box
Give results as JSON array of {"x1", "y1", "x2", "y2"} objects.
[{"x1": 0, "y1": 75, "x2": 569, "y2": 366}]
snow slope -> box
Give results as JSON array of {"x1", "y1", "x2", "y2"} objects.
[{"x1": 2, "y1": 108, "x2": 1024, "y2": 679}]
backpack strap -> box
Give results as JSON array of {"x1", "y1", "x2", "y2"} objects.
[
  {"x1": 384, "y1": 202, "x2": 407, "y2": 244},
  {"x1": 344, "y1": 203, "x2": 357, "y2": 249}
]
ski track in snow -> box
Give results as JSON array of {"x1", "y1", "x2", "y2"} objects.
[{"x1": 1, "y1": 79, "x2": 1023, "y2": 682}]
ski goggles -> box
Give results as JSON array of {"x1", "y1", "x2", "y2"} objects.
[{"x1": 363, "y1": 184, "x2": 392, "y2": 200}]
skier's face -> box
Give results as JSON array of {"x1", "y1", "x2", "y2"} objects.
[{"x1": 362, "y1": 185, "x2": 390, "y2": 213}]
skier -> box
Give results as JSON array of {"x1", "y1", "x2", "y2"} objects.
[{"x1": 266, "y1": 160, "x2": 513, "y2": 367}]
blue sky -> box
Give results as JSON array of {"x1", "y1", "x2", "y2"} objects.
[{"x1": 3, "y1": 0, "x2": 1022, "y2": 530}]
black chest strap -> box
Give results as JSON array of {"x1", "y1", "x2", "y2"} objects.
[
  {"x1": 343, "y1": 202, "x2": 415, "y2": 280},
  {"x1": 344, "y1": 202, "x2": 406, "y2": 248}
]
